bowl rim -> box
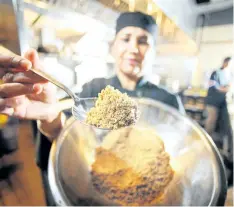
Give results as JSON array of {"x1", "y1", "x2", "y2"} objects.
[{"x1": 48, "y1": 97, "x2": 227, "y2": 206}]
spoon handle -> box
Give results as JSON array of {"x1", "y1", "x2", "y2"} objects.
[
  {"x1": 0, "y1": 46, "x2": 78, "y2": 102},
  {"x1": 30, "y1": 67, "x2": 77, "y2": 102}
]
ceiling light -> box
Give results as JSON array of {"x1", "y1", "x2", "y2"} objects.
[
  {"x1": 129, "y1": 0, "x2": 135, "y2": 12},
  {"x1": 114, "y1": 0, "x2": 121, "y2": 6},
  {"x1": 147, "y1": 0, "x2": 154, "y2": 15}
]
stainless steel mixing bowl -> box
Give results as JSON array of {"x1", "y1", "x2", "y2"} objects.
[{"x1": 48, "y1": 98, "x2": 227, "y2": 206}]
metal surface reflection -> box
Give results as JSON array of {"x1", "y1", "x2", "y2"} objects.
[{"x1": 48, "y1": 98, "x2": 227, "y2": 206}]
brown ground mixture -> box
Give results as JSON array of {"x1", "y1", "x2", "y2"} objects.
[
  {"x1": 85, "y1": 86, "x2": 139, "y2": 129},
  {"x1": 91, "y1": 127, "x2": 174, "y2": 206}
]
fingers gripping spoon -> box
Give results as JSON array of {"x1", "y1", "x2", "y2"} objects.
[
  {"x1": 29, "y1": 67, "x2": 90, "y2": 123},
  {"x1": 1, "y1": 47, "x2": 98, "y2": 130}
]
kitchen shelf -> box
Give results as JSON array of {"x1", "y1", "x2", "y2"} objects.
[{"x1": 180, "y1": 88, "x2": 207, "y2": 128}]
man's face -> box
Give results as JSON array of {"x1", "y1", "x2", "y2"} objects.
[
  {"x1": 223, "y1": 59, "x2": 231, "y2": 69},
  {"x1": 111, "y1": 26, "x2": 155, "y2": 78}
]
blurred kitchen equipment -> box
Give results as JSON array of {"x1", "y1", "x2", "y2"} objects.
[
  {"x1": 0, "y1": 0, "x2": 28, "y2": 55},
  {"x1": 48, "y1": 98, "x2": 227, "y2": 206},
  {"x1": 38, "y1": 27, "x2": 64, "y2": 53}
]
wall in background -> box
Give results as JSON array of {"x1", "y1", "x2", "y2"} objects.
[
  {"x1": 198, "y1": 24, "x2": 233, "y2": 70},
  {"x1": 203, "y1": 6, "x2": 233, "y2": 27},
  {"x1": 150, "y1": 55, "x2": 198, "y2": 88},
  {"x1": 194, "y1": 6, "x2": 233, "y2": 88}
]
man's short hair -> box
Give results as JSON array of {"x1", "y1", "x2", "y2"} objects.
[{"x1": 223, "y1": 57, "x2": 231, "y2": 64}]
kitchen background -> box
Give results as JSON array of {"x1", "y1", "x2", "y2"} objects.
[
  {"x1": 1, "y1": 0, "x2": 233, "y2": 91},
  {"x1": 2, "y1": 0, "x2": 232, "y2": 126},
  {"x1": 0, "y1": 0, "x2": 233, "y2": 206}
]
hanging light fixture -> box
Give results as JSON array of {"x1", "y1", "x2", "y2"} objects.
[
  {"x1": 164, "y1": 18, "x2": 171, "y2": 37},
  {"x1": 129, "y1": 0, "x2": 135, "y2": 12},
  {"x1": 169, "y1": 20, "x2": 176, "y2": 39},
  {"x1": 147, "y1": 0, "x2": 153, "y2": 15},
  {"x1": 156, "y1": 10, "x2": 162, "y2": 26},
  {"x1": 114, "y1": 0, "x2": 121, "y2": 6}
]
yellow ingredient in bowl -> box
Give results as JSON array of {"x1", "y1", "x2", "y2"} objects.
[{"x1": 91, "y1": 127, "x2": 174, "y2": 206}]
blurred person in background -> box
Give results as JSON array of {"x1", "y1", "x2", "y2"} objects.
[
  {"x1": 205, "y1": 57, "x2": 233, "y2": 183},
  {"x1": 0, "y1": 11, "x2": 184, "y2": 205},
  {"x1": 205, "y1": 57, "x2": 232, "y2": 138}
]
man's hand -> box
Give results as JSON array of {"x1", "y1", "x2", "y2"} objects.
[
  {"x1": 218, "y1": 85, "x2": 230, "y2": 93},
  {"x1": 209, "y1": 80, "x2": 217, "y2": 87}
]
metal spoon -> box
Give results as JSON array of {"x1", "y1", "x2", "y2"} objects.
[
  {"x1": 29, "y1": 67, "x2": 92, "y2": 122},
  {"x1": 31, "y1": 67, "x2": 113, "y2": 145}
]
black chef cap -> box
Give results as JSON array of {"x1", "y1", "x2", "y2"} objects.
[{"x1": 116, "y1": 11, "x2": 157, "y2": 37}]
